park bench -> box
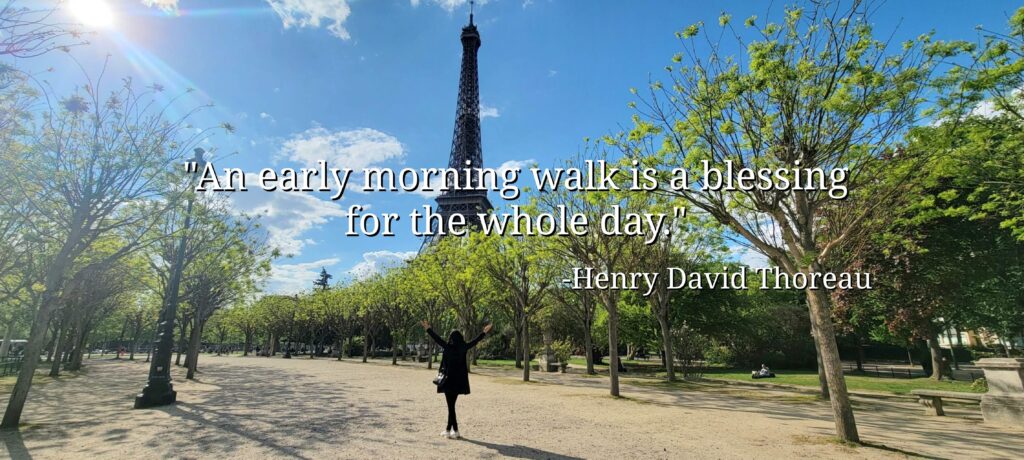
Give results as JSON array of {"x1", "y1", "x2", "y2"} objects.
[{"x1": 910, "y1": 390, "x2": 983, "y2": 416}]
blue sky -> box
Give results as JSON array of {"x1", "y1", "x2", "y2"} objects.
[{"x1": 23, "y1": 0, "x2": 1022, "y2": 293}]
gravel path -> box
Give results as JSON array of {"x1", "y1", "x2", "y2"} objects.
[{"x1": 0, "y1": 355, "x2": 1019, "y2": 459}]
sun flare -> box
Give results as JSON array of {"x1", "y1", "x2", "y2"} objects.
[{"x1": 68, "y1": 0, "x2": 115, "y2": 29}]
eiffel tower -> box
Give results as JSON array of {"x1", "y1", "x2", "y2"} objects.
[{"x1": 423, "y1": 3, "x2": 493, "y2": 248}]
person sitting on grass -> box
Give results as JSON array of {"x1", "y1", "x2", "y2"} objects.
[
  {"x1": 751, "y1": 364, "x2": 776, "y2": 379},
  {"x1": 422, "y1": 319, "x2": 493, "y2": 440}
]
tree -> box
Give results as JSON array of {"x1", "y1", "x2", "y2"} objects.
[
  {"x1": 124, "y1": 296, "x2": 159, "y2": 360},
  {"x1": 1, "y1": 77, "x2": 212, "y2": 428},
  {"x1": 631, "y1": 200, "x2": 724, "y2": 381},
  {"x1": 346, "y1": 280, "x2": 382, "y2": 363},
  {"x1": 252, "y1": 295, "x2": 297, "y2": 356},
  {"x1": 549, "y1": 284, "x2": 598, "y2": 374},
  {"x1": 224, "y1": 303, "x2": 260, "y2": 356},
  {"x1": 400, "y1": 258, "x2": 446, "y2": 368},
  {"x1": 835, "y1": 113, "x2": 1024, "y2": 374},
  {"x1": 535, "y1": 148, "x2": 644, "y2": 397},
  {"x1": 48, "y1": 249, "x2": 141, "y2": 376},
  {"x1": 368, "y1": 272, "x2": 412, "y2": 365},
  {"x1": 179, "y1": 203, "x2": 272, "y2": 379},
  {"x1": 479, "y1": 232, "x2": 557, "y2": 381},
  {"x1": 1, "y1": 0, "x2": 85, "y2": 58},
  {"x1": 620, "y1": 2, "x2": 958, "y2": 441},
  {"x1": 418, "y1": 236, "x2": 492, "y2": 368}
]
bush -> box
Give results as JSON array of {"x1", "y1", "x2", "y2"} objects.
[
  {"x1": 972, "y1": 377, "x2": 988, "y2": 392},
  {"x1": 550, "y1": 339, "x2": 573, "y2": 363},
  {"x1": 476, "y1": 333, "x2": 512, "y2": 360},
  {"x1": 674, "y1": 328, "x2": 710, "y2": 379},
  {"x1": 703, "y1": 343, "x2": 735, "y2": 366}
]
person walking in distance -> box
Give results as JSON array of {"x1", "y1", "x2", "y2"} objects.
[{"x1": 422, "y1": 319, "x2": 492, "y2": 439}]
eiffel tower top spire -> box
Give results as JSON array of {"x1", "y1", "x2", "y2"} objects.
[{"x1": 446, "y1": 1, "x2": 482, "y2": 178}]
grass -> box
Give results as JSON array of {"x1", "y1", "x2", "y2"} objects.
[
  {"x1": 702, "y1": 368, "x2": 982, "y2": 395},
  {"x1": 476, "y1": 358, "x2": 538, "y2": 368},
  {"x1": 473, "y1": 357, "x2": 982, "y2": 396}
]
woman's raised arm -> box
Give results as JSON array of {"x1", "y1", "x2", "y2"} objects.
[
  {"x1": 424, "y1": 322, "x2": 447, "y2": 348},
  {"x1": 467, "y1": 323, "x2": 493, "y2": 349}
]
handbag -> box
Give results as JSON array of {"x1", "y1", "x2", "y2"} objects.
[
  {"x1": 433, "y1": 356, "x2": 448, "y2": 387},
  {"x1": 432, "y1": 370, "x2": 447, "y2": 387}
]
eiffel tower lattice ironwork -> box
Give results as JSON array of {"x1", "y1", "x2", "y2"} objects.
[{"x1": 423, "y1": 6, "x2": 493, "y2": 248}]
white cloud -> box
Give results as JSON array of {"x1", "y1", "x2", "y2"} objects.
[
  {"x1": 493, "y1": 158, "x2": 532, "y2": 182},
  {"x1": 548, "y1": 69, "x2": 558, "y2": 77},
  {"x1": 479, "y1": 102, "x2": 500, "y2": 119},
  {"x1": 141, "y1": 0, "x2": 178, "y2": 13},
  {"x1": 269, "y1": 257, "x2": 341, "y2": 294},
  {"x1": 266, "y1": 0, "x2": 352, "y2": 40},
  {"x1": 280, "y1": 126, "x2": 405, "y2": 171},
  {"x1": 259, "y1": 112, "x2": 277, "y2": 124},
  {"x1": 411, "y1": 0, "x2": 488, "y2": 12},
  {"x1": 730, "y1": 245, "x2": 769, "y2": 269},
  {"x1": 349, "y1": 250, "x2": 416, "y2": 280},
  {"x1": 230, "y1": 182, "x2": 352, "y2": 256}
]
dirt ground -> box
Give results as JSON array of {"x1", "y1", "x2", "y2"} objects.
[{"x1": 0, "y1": 355, "x2": 1020, "y2": 459}]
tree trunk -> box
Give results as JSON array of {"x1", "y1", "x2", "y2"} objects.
[
  {"x1": 945, "y1": 328, "x2": 959, "y2": 370},
  {"x1": 44, "y1": 323, "x2": 58, "y2": 363},
  {"x1": 513, "y1": 318, "x2": 523, "y2": 369},
  {"x1": 809, "y1": 310, "x2": 830, "y2": 400},
  {"x1": 583, "y1": 324, "x2": 595, "y2": 375},
  {"x1": 656, "y1": 312, "x2": 675, "y2": 382},
  {"x1": 855, "y1": 338, "x2": 866, "y2": 373},
  {"x1": 2, "y1": 231, "x2": 79, "y2": 429},
  {"x1": 391, "y1": 336, "x2": 398, "y2": 365},
  {"x1": 129, "y1": 322, "x2": 142, "y2": 361},
  {"x1": 243, "y1": 332, "x2": 252, "y2": 357},
  {"x1": 186, "y1": 318, "x2": 204, "y2": 380},
  {"x1": 927, "y1": 335, "x2": 945, "y2": 381},
  {"x1": 116, "y1": 317, "x2": 128, "y2": 356},
  {"x1": 175, "y1": 321, "x2": 188, "y2": 366},
  {"x1": 0, "y1": 321, "x2": 15, "y2": 357},
  {"x1": 48, "y1": 325, "x2": 67, "y2": 378},
  {"x1": 362, "y1": 334, "x2": 369, "y2": 363},
  {"x1": 68, "y1": 325, "x2": 88, "y2": 371},
  {"x1": 522, "y1": 318, "x2": 531, "y2": 382},
  {"x1": 607, "y1": 306, "x2": 621, "y2": 397},
  {"x1": 805, "y1": 287, "x2": 858, "y2": 443}
]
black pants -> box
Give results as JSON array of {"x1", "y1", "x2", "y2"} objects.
[{"x1": 445, "y1": 392, "x2": 459, "y2": 431}]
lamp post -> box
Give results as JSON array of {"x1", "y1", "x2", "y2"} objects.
[{"x1": 135, "y1": 148, "x2": 206, "y2": 409}]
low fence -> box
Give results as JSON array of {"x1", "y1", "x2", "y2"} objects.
[
  {"x1": 0, "y1": 356, "x2": 23, "y2": 377},
  {"x1": 842, "y1": 362, "x2": 983, "y2": 382}
]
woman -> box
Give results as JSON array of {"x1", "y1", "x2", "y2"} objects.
[{"x1": 422, "y1": 320, "x2": 493, "y2": 439}]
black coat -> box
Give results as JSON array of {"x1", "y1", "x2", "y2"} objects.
[{"x1": 427, "y1": 328, "x2": 486, "y2": 395}]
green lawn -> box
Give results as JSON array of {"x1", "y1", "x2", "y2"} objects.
[
  {"x1": 479, "y1": 357, "x2": 982, "y2": 395},
  {"x1": 476, "y1": 358, "x2": 536, "y2": 368},
  {"x1": 702, "y1": 369, "x2": 982, "y2": 395}
]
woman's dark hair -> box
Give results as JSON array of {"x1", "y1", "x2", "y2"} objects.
[{"x1": 448, "y1": 330, "x2": 465, "y2": 347}]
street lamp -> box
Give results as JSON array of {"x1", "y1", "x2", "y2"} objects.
[{"x1": 134, "y1": 148, "x2": 206, "y2": 409}]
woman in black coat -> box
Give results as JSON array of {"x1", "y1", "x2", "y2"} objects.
[{"x1": 422, "y1": 320, "x2": 492, "y2": 439}]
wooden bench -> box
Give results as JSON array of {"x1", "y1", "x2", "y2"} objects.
[{"x1": 910, "y1": 390, "x2": 983, "y2": 416}]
